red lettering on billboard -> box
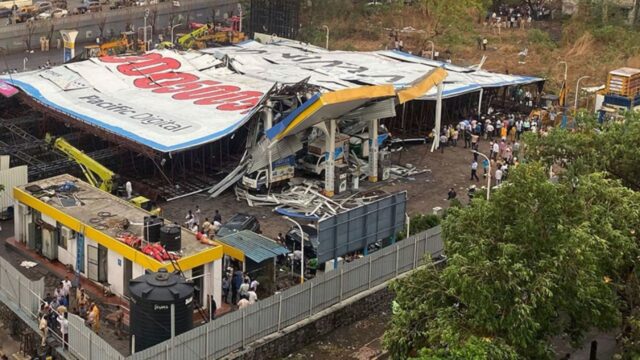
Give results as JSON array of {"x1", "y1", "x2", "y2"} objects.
[{"x1": 99, "y1": 53, "x2": 264, "y2": 112}]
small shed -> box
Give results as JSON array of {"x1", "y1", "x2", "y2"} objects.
[{"x1": 217, "y1": 230, "x2": 289, "y2": 295}]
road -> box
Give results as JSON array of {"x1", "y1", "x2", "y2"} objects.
[{"x1": 0, "y1": 37, "x2": 146, "y2": 72}]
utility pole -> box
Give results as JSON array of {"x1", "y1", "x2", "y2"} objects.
[{"x1": 144, "y1": 8, "x2": 149, "y2": 51}]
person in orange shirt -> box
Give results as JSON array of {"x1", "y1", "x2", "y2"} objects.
[{"x1": 500, "y1": 126, "x2": 507, "y2": 140}]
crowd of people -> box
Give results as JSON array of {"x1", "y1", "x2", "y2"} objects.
[
  {"x1": 184, "y1": 206, "x2": 224, "y2": 242},
  {"x1": 37, "y1": 277, "x2": 96, "y2": 349},
  {"x1": 222, "y1": 264, "x2": 260, "y2": 310},
  {"x1": 436, "y1": 105, "x2": 544, "y2": 201},
  {"x1": 37, "y1": 276, "x2": 125, "y2": 350}
]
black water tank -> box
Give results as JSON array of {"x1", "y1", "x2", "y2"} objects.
[
  {"x1": 129, "y1": 269, "x2": 194, "y2": 352},
  {"x1": 143, "y1": 215, "x2": 163, "y2": 243},
  {"x1": 159, "y1": 225, "x2": 182, "y2": 251}
]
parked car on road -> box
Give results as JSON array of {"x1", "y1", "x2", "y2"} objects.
[
  {"x1": 73, "y1": 5, "x2": 87, "y2": 14},
  {"x1": 35, "y1": 1, "x2": 53, "y2": 12},
  {"x1": 217, "y1": 213, "x2": 261, "y2": 238},
  {"x1": 0, "y1": 7, "x2": 12, "y2": 18},
  {"x1": 36, "y1": 8, "x2": 67, "y2": 19},
  {"x1": 87, "y1": 2, "x2": 101, "y2": 12}
]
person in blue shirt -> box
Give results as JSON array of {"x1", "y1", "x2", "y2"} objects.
[{"x1": 482, "y1": 158, "x2": 490, "y2": 178}]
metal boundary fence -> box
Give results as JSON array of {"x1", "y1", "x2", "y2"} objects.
[
  {"x1": 0, "y1": 257, "x2": 45, "y2": 323},
  {"x1": 68, "y1": 313, "x2": 125, "y2": 360},
  {"x1": 129, "y1": 225, "x2": 443, "y2": 360},
  {"x1": 0, "y1": 226, "x2": 442, "y2": 360}
]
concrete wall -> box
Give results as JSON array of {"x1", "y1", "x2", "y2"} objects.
[
  {"x1": 223, "y1": 285, "x2": 394, "y2": 360},
  {"x1": 0, "y1": 0, "x2": 239, "y2": 54}
]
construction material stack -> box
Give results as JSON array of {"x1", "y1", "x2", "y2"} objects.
[
  {"x1": 607, "y1": 68, "x2": 640, "y2": 97},
  {"x1": 600, "y1": 67, "x2": 640, "y2": 118}
]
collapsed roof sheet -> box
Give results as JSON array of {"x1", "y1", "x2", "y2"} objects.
[
  {"x1": 4, "y1": 50, "x2": 274, "y2": 153},
  {"x1": 209, "y1": 39, "x2": 542, "y2": 98}
]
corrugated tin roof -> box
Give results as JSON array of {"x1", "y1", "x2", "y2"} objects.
[{"x1": 218, "y1": 230, "x2": 289, "y2": 263}]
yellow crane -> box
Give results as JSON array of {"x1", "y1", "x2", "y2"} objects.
[
  {"x1": 45, "y1": 134, "x2": 161, "y2": 215},
  {"x1": 177, "y1": 24, "x2": 212, "y2": 49}
]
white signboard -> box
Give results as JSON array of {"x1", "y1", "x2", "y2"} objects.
[{"x1": 6, "y1": 50, "x2": 274, "y2": 153}]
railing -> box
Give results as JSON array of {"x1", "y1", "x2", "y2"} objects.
[
  {"x1": 1, "y1": 226, "x2": 443, "y2": 360},
  {"x1": 68, "y1": 313, "x2": 125, "y2": 360},
  {"x1": 130, "y1": 226, "x2": 444, "y2": 360}
]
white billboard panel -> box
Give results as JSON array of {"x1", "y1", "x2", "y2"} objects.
[{"x1": 5, "y1": 50, "x2": 274, "y2": 153}]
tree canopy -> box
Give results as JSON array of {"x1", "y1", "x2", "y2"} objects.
[
  {"x1": 384, "y1": 161, "x2": 640, "y2": 359},
  {"x1": 523, "y1": 112, "x2": 640, "y2": 191}
]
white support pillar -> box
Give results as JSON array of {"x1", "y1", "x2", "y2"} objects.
[
  {"x1": 430, "y1": 81, "x2": 444, "y2": 152},
  {"x1": 264, "y1": 100, "x2": 273, "y2": 183},
  {"x1": 324, "y1": 120, "x2": 336, "y2": 197},
  {"x1": 477, "y1": 88, "x2": 484, "y2": 118},
  {"x1": 368, "y1": 119, "x2": 379, "y2": 182}
]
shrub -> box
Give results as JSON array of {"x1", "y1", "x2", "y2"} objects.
[{"x1": 527, "y1": 28, "x2": 556, "y2": 49}]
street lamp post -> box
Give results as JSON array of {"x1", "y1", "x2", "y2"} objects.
[
  {"x1": 557, "y1": 61, "x2": 568, "y2": 81},
  {"x1": 143, "y1": 8, "x2": 149, "y2": 51},
  {"x1": 322, "y1": 25, "x2": 329, "y2": 50},
  {"x1": 283, "y1": 216, "x2": 304, "y2": 284},
  {"x1": 574, "y1": 75, "x2": 590, "y2": 111},
  {"x1": 427, "y1": 40, "x2": 434, "y2": 60},
  {"x1": 170, "y1": 23, "x2": 182, "y2": 44},
  {"x1": 472, "y1": 150, "x2": 491, "y2": 200}
]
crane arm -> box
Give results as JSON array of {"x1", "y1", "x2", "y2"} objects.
[
  {"x1": 47, "y1": 134, "x2": 116, "y2": 193},
  {"x1": 177, "y1": 24, "x2": 211, "y2": 48}
]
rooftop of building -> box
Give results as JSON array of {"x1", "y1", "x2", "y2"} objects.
[{"x1": 14, "y1": 174, "x2": 223, "y2": 271}]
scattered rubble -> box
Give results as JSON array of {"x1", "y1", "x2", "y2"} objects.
[{"x1": 235, "y1": 182, "x2": 390, "y2": 220}]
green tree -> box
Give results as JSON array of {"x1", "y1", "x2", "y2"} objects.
[
  {"x1": 523, "y1": 112, "x2": 640, "y2": 191},
  {"x1": 384, "y1": 163, "x2": 640, "y2": 359}
]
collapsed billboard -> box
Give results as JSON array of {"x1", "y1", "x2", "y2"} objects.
[
  {"x1": 4, "y1": 50, "x2": 274, "y2": 153},
  {"x1": 209, "y1": 39, "x2": 543, "y2": 99}
]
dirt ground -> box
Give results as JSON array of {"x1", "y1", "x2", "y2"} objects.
[
  {"x1": 284, "y1": 311, "x2": 391, "y2": 360},
  {"x1": 160, "y1": 140, "x2": 491, "y2": 241}
]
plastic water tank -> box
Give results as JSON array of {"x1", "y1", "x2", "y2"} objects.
[
  {"x1": 143, "y1": 215, "x2": 163, "y2": 243},
  {"x1": 159, "y1": 225, "x2": 182, "y2": 251},
  {"x1": 128, "y1": 269, "x2": 194, "y2": 352}
]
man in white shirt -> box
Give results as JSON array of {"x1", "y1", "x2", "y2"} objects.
[
  {"x1": 495, "y1": 168, "x2": 503, "y2": 185},
  {"x1": 492, "y1": 141, "x2": 500, "y2": 161},
  {"x1": 61, "y1": 276, "x2": 72, "y2": 303},
  {"x1": 194, "y1": 205, "x2": 201, "y2": 226},
  {"x1": 470, "y1": 161, "x2": 480, "y2": 182},
  {"x1": 58, "y1": 312, "x2": 69, "y2": 350},
  {"x1": 247, "y1": 290, "x2": 258, "y2": 304},
  {"x1": 239, "y1": 279, "x2": 250, "y2": 299},
  {"x1": 125, "y1": 181, "x2": 133, "y2": 199},
  {"x1": 250, "y1": 279, "x2": 259, "y2": 292},
  {"x1": 238, "y1": 296, "x2": 250, "y2": 309}
]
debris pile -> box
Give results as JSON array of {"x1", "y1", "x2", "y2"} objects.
[
  {"x1": 235, "y1": 183, "x2": 389, "y2": 220},
  {"x1": 389, "y1": 164, "x2": 430, "y2": 179}
]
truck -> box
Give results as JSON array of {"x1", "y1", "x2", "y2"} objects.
[
  {"x1": 349, "y1": 131, "x2": 390, "y2": 159},
  {"x1": 298, "y1": 134, "x2": 349, "y2": 176},
  {"x1": 241, "y1": 155, "x2": 295, "y2": 191}
]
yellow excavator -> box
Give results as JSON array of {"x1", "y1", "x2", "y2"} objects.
[
  {"x1": 83, "y1": 31, "x2": 147, "y2": 58},
  {"x1": 177, "y1": 17, "x2": 245, "y2": 50},
  {"x1": 45, "y1": 134, "x2": 161, "y2": 215},
  {"x1": 177, "y1": 23, "x2": 212, "y2": 49}
]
